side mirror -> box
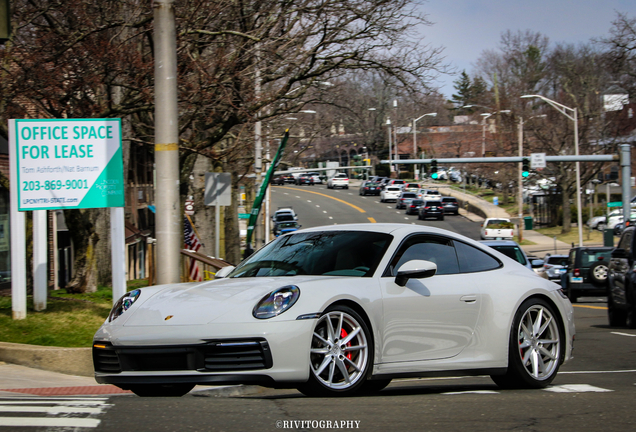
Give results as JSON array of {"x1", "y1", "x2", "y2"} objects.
[
  {"x1": 215, "y1": 265, "x2": 235, "y2": 279},
  {"x1": 395, "y1": 260, "x2": 437, "y2": 287},
  {"x1": 611, "y1": 248, "x2": 627, "y2": 259}
]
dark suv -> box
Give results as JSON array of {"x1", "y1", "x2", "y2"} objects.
[
  {"x1": 608, "y1": 226, "x2": 636, "y2": 327},
  {"x1": 561, "y1": 246, "x2": 613, "y2": 303}
]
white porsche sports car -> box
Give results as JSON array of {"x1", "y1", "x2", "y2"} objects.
[{"x1": 93, "y1": 224, "x2": 574, "y2": 397}]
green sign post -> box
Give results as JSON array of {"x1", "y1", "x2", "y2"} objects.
[{"x1": 246, "y1": 130, "x2": 289, "y2": 250}]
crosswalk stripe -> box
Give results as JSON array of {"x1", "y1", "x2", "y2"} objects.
[
  {"x1": 0, "y1": 405, "x2": 104, "y2": 414},
  {"x1": 0, "y1": 417, "x2": 101, "y2": 427}
]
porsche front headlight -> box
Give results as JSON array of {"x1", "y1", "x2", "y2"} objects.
[
  {"x1": 253, "y1": 285, "x2": 300, "y2": 319},
  {"x1": 109, "y1": 289, "x2": 141, "y2": 322}
]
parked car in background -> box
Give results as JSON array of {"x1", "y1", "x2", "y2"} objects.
[
  {"x1": 561, "y1": 246, "x2": 613, "y2": 303},
  {"x1": 307, "y1": 172, "x2": 322, "y2": 184},
  {"x1": 613, "y1": 218, "x2": 636, "y2": 236},
  {"x1": 273, "y1": 221, "x2": 302, "y2": 237},
  {"x1": 294, "y1": 174, "x2": 314, "y2": 186},
  {"x1": 396, "y1": 192, "x2": 418, "y2": 209},
  {"x1": 480, "y1": 218, "x2": 514, "y2": 240},
  {"x1": 403, "y1": 183, "x2": 420, "y2": 193},
  {"x1": 405, "y1": 199, "x2": 424, "y2": 215},
  {"x1": 608, "y1": 227, "x2": 636, "y2": 327},
  {"x1": 440, "y1": 197, "x2": 459, "y2": 215},
  {"x1": 417, "y1": 189, "x2": 442, "y2": 201},
  {"x1": 327, "y1": 173, "x2": 349, "y2": 189},
  {"x1": 386, "y1": 179, "x2": 405, "y2": 189},
  {"x1": 479, "y1": 240, "x2": 541, "y2": 273},
  {"x1": 418, "y1": 200, "x2": 444, "y2": 220},
  {"x1": 272, "y1": 207, "x2": 298, "y2": 222},
  {"x1": 380, "y1": 186, "x2": 402, "y2": 203},
  {"x1": 271, "y1": 175, "x2": 285, "y2": 185},
  {"x1": 587, "y1": 215, "x2": 606, "y2": 230},
  {"x1": 359, "y1": 181, "x2": 382, "y2": 196},
  {"x1": 540, "y1": 254, "x2": 569, "y2": 282}
]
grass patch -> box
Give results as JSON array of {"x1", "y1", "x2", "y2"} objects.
[
  {"x1": 536, "y1": 226, "x2": 606, "y2": 246},
  {"x1": 0, "y1": 280, "x2": 149, "y2": 348}
]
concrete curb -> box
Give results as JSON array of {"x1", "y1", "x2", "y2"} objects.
[
  {"x1": 0, "y1": 342, "x2": 93, "y2": 377},
  {"x1": 433, "y1": 184, "x2": 511, "y2": 220}
]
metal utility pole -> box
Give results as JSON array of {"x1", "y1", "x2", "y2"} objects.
[
  {"x1": 518, "y1": 118, "x2": 524, "y2": 241},
  {"x1": 154, "y1": 0, "x2": 181, "y2": 284},
  {"x1": 621, "y1": 144, "x2": 631, "y2": 226}
]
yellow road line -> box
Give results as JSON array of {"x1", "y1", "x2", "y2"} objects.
[
  {"x1": 367, "y1": 217, "x2": 376, "y2": 223},
  {"x1": 278, "y1": 186, "x2": 366, "y2": 213},
  {"x1": 573, "y1": 305, "x2": 607, "y2": 310}
]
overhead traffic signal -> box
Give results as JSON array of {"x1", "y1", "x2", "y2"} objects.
[
  {"x1": 522, "y1": 157, "x2": 530, "y2": 178},
  {"x1": 431, "y1": 160, "x2": 438, "y2": 179}
]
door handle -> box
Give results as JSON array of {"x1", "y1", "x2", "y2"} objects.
[{"x1": 460, "y1": 295, "x2": 477, "y2": 303}]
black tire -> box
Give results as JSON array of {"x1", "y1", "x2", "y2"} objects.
[
  {"x1": 588, "y1": 261, "x2": 609, "y2": 287},
  {"x1": 490, "y1": 298, "x2": 564, "y2": 389},
  {"x1": 567, "y1": 286, "x2": 578, "y2": 303},
  {"x1": 359, "y1": 379, "x2": 391, "y2": 394},
  {"x1": 297, "y1": 305, "x2": 373, "y2": 397},
  {"x1": 439, "y1": 215, "x2": 444, "y2": 221},
  {"x1": 608, "y1": 292, "x2": 627, "y2": 327},
  {"x1": 128, "y1": 384, "x2": 195, "y2": 397}
]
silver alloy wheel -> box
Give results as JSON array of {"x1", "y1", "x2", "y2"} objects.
[
  {"x1": 309, "y1": 311, "x2": 369, "y2": 390},
  {"x1": 517, "y1": 304, "x2": 561, "y2": 381},
  {"x1": 592, "y1": 264, "x2": 608, "y2": 281}
]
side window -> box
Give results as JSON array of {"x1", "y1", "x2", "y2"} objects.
[
  {"x1": 456, "y1": 241, "x2": 501, "y2": 273},
  {"x1": 387, "y1": 235, "x2": 459, "y2": 276},
  {"x1": 618, "y1": 230, "x2": 633, "y2": 253}
]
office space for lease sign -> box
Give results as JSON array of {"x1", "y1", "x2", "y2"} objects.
[{"x1": 15, "y1": 119, "x2": 124, "y2": 211}]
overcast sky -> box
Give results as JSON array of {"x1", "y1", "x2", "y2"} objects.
[{"x1": 418, "y1": 0, "x2": 636, "y2": 98}]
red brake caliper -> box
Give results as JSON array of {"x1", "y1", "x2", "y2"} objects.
[{"x1": 340, "y1": 328, "x2": 352, "y2": 360}]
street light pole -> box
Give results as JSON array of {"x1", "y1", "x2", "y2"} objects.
[
  {"x1": 413, "y1": 112, "x2": 437, "y2": 180},
  {"x1": 386, "y1": 118, "x2": 393, "y2": 174},
  {"x1": 521, "y1": 94, "x2": 584, "y2": 247}
]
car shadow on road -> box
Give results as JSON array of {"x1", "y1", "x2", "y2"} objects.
[{"x1": 231, "y1": 381, "x2": 503, "y2": 400}]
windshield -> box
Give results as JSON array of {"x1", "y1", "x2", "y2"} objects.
[
  {"x1": 490, "y1": 245, "x2": 527, "y2": 266},
  {"x1": 229, "y1": 231, "x2": 393, "y2": 278}
]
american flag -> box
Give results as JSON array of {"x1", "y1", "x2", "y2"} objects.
[{"x1": 184, "y1": 215, "x2": 202, "y2": 281}]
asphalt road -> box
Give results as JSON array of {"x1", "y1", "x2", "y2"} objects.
[
  {"x1": 86, "y1": 302, "x2": 635, "y2": 432},
  {"x1": 269, "y1": 183, "x2": 479, "y2": 239},
  {"x1": 10, "y1": 184, "x2": 634, "y2": 431}
]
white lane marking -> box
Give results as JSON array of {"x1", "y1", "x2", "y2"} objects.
[
  {"x1": 404, "y1": 217, "x2": 409, "y2": 220},
  {"x1": 0, "y1": 417, "x2": 101, "y2": 427},
  {"x1": 0, "y1": 405, "x2": 104, "y2": 414},
  {"x1": 329, "y1": 217, "x2": 333, "y2": 219},
  {"x1": 323, "y1": 211, "x2": 327, "y2": 213},
  {"x1": 296, "y1": 196, "x2": 301, "y2": 198},
  {"x1": 283, "y1": 193, "x2": 289, "y2": 195},
  {"x1": 612, "y1": 332, "x2": 636, "y2": 337},
  {"x1": 315, "y1": 205, "x2": 320, "y2": 207},
  {"x1": 544, "y1": 384, "x2": 612, "y2": 393},
  {"x1": 307, "y1": 200, "x2": 312, "y2": 202},
  {"x1": 442, "y1": 390, "x2": 499, "y2": 395}
]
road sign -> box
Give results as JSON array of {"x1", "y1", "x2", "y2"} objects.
[
  {"x1": 204, "y1": 173, "x2": 232, "y2": 206},
  {"x1": 530, "y1": 153, "x2": 546, "y2": 169},
  {"x1": 607, "y1": 202, "x2": 623, "y2": 208}
]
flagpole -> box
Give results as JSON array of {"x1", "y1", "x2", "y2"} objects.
[{"x1": 185, "y1": 214, "x2": 204, "y2": 249}]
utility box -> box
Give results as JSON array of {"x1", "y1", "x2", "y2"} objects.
[
  {"x1": 603, "y1": 229, "x2": 614, "y2": 247},
  {"x1": 524, "y1": 216, "x2": 533, "y2": 231}
]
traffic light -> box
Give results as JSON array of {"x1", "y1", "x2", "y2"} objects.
[
  {"x1": 431, "y1": 160, "x2": 438, "y2": 179},
  {"x1": 522, "y1": 157, "x2": 530, "y2": 178}
]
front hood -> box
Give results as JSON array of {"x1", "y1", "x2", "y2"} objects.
[{"x1": 121, "y1": 277, "x2": 313, "y2": 327}]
